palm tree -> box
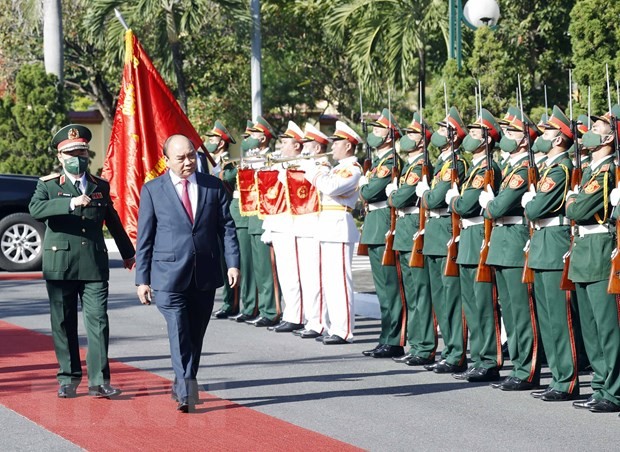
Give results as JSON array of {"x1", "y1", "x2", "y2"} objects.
[{"x1": 326, "y1": 0, "x2": 447, "y2": 105}]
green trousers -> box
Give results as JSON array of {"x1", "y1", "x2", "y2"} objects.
[
  {"x1": 399, "y1": 251, "x2": 437, "y2": 359},
  {"x1": 534, "y1": 270, "x2": 579, "y2": 393},
  {"x1": 218, "y1": 249, "x2": 239, "y2": 315},
  {"x1": 368, "y1": 245, "x2": 405, "y2": 346},
  {"x1": 459, "y1": 265, "x2": 503, "y2": 369},
  {"x1": 427, "y1": 255, "x2": 466, "y2": 366},
  {"x1": 494, "y1": 266, "x2": 541, "y2": 382},
  {"x1": 250, "y1": 235, "x2": 280, "y2": 320},
  {"x1": 575, "y1": 281, "x2": 620, "y2": 404},
  {"x1": 46, "y1": 280, "x2": 110, "y2": 386},
  {"x1": 236, "y1": 227, "x2": 258, "y2": 316}
]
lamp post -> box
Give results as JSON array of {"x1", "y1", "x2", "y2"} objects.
[
  {"x1": 449, "y1": 0, "x2": 501, "y2": 70},
  {"x1": 250, "y1": 0, "x2": 262, "y2": 120}
]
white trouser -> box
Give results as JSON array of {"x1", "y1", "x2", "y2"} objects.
[
  {"x1": 320, "y1": 241, "x2": 355, "y2": 341},
  {"x1": 297, "y1": 236, "x2": 325, "y2": 333},
  {"x1": 271, "y1": 231, "x2": 303, "y2": 324}
]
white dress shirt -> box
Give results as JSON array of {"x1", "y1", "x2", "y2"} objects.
[{"x1": 168, "y1": 170, "x2": 198, "y2": 219}]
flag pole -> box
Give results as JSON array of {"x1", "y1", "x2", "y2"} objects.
[{"x1": 114, "y1": 9, "x2": 130, "y2": 31}]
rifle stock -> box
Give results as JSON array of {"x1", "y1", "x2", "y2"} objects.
[
  {"x1": 382, "y1": 126, "x2": 399, "y2": 266},
  {"x1": 444, "y1": 165, "x2": 460, "y2": 277},
  {"x1": 608, "y1": 114, "x2": 620, "y2": 293},
  {"x1": 521, "y1": 163, "x2": 537, "y2": 284},
  {"x1": 409, "y1": 163, "x2": 429, "y2": 267},
  {"x1": 357, "y1": 121, "x2": 372, "y2": 257}
]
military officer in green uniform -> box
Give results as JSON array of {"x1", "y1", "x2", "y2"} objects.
[
  {"x1": 359, "y1": 108, "x2": 405, "y2": 358},
  {"x1": 445, "y1": 109, "x2": 503, "y2": 382},
  {"x1": 568, "y1": 107, "x2": 620, "y2": 413},
  {"x1": 386, "y1": 113, "x2": 438, "y2": 366},
  {"x1": 416, "y1": 106, "x2": 468, "y2": 374},
  {"x1": 522, "y1": 106, "x2": 579, "y2": 401},
  {"x1": 479, "y1": 110, "x2": 542, "y2": 391},
  {"x1": 29, "y1": 124, "x2": 135, "y2": 399},
  {"x1": 229, "y1": 121, "x2": 259, "y2": 323},
  {"x1": 245, "y1": 116, "x2": 281, "y2": 327}
]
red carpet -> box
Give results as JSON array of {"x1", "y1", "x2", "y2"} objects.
[
  {"x1": 0, "y1": 272, "x2": 42, "y2": 281},
  {"x1": 0, "y1": 320, "x2": 362, "y2": 451}
]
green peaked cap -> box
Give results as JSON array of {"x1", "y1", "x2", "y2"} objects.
[
  {"x1": 51, "y1": 124, "x2": 92, "y2": 151},
  {"x1": 576, "y1": 114, "x2": 590, "y2": 135},
  {"x1": 498, "y1": 106, "x2": 520, "y2": 125},
  {"x1": 249, "y1": 115, "x2": 275, "y2": 140},
  {"x1": 402, "y1": 112, "x2": 433, "y2": 141},
  {"x1": 369, "y1": 108, "x2": 402, "y2": 138},
  {"x1": 438, "y1": 106, "x2": 468, "y2": 140},
  {"x1": 541, "y1": 105, "x2": 573, "y2": 140},
  {"x1": 205, "y1": 120, "x2": 236, "y2": 144},
  {"x1": 468, "y1": 108, "x2": 501, "y2": 142},
  {"x1": 506, "y1": 109, "x2": 541, "y2": 140}
]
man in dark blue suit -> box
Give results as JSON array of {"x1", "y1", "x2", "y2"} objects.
[{"x1": 135, "y1": 134, "x2": 240, "y2": 412}]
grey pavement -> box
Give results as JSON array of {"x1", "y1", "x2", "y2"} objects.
[{"x1": 1, "y1": 254, "x2": 620, "y2": 451}]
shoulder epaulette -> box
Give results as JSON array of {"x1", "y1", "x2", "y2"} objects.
[
  {"x1": 39, "y1": 172, "x2": 60, "y2": 181},
  {"x1": 600, "y1": 164, "x2": 611, "y2": 172},
  {"x1": 89, "y1": 173, "x2": 109, "y2": 183}
]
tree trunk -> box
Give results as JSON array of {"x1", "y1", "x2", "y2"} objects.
[{"x1": 43, "y1": 0, "x2": 63, "y2": 83}]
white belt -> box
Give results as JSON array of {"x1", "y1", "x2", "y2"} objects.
[
  {"x1": 533, "y1": 216, "x2": 570, "y2": 230},
  {"x1": 494, "y1": 216, "x2": 524, "y2": 227},
  {"x1": 577, "y1": 224, "x2": 609, "y2": 237},
  {"x1": 368, "y1": 201, "x2": 389, "y2": 211},
  {"x1": 429, "y1": 207, "x2": 449, "y2": 218},
  {"x1": 461, "y1": 216, "x2": 484, "y2": 229},
  {"x1": 398, "y1": 206, "x2": 420, "y2": 217},
  {"x1": 233, "y1": 190, "x2": 240, "y2": 199}
]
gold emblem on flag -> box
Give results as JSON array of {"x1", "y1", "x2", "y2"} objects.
[
  {"x1": 297, "y1": 186, "x2": 308, "y2": 199},
  {"x1": 267, "y1": 186, "x2": 279, "y2": 200}
]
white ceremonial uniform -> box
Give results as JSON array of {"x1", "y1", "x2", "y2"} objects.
[{"x1": 304, "y1": 156, "x2": 362, "y2": 341}]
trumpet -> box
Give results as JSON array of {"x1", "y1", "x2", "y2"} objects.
[{"x1": 269, "y1": 151, "x2": 333, "y2": 163}]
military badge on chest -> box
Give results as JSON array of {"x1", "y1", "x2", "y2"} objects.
[{"x1": 91, "y1": 192, "x2": 103, "y2": 199}]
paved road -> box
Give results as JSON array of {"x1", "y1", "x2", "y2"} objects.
[{"x1": 1, "y1": 254, "x2": 620, "y2": 451}]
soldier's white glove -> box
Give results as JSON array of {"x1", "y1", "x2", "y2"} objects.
[
  {"x1": 358, "y1": 176, "x2": 369, "y2": 187},
  {"x1": 478, "y1": 184, "x2": 495, "y2": 209},
  {"x1": 611, "y1": 187, "x2": 620, "y2": 206},
  {"x1": 212, "y1": 164, "x2": 222, "y2": 176},
  {"x1": 385, "y1": 182, "x2": 398, "y2": 197},
  {"x1": 444, "y1": 183, "x2": 459, "y2": 204},
  {"x1": 415, "y1": 175, "x2": 430, "y2": 198},
  {"x1": 521, "y1": 184, "x2": 537, "y2": 208},
  {"x1": 565, "y1": 188, "x2": 578, "y2": 201}
]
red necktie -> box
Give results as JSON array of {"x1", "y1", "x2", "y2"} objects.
[{"x1": 181, "y1": 179, "x2": 194, "y2": 223}]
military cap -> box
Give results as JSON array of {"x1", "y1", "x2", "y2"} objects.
[
  {"x1": 330, "y1": 120, "x2": 362, "y2": 146},
  {"x1": 590, "y1": 104, "x2": 620, "y2": 125},
  {"x1": 537, "y1": 113, "x2": 548, "y2": 127},
  {"x1": 369, "y1": 108, "x2": 402, "y2": 138},
  {"x1": 205, "y1": 120, "x2": 236, "y2": 144},
  {"x1": 507, "y1": 111, "x2": 541, "y2": 140},
  {"x1": 498, "y1": 106, "x2": 520, "y2": 125},
  {"x1": 279, "y1": 120, "x2": 304, "y2": 143},
  {"x1": 243, "y1": 120, "x2": 254, "y2": 137},
  {"x1": 468, "y1": 108, "x2": 502, "y2": 142},
  {"x1": 576, "y1": 114, "x2": 590, "y2": 135},
  {"x1": 437, "y1": 106, "x2": 468, "y2": 141},
  {"x1": 402, "y1": 112, "x2": 433, "y2": 142},
  {"x1": 303, "y1": 123, "x2": 331, "y2": 146},
  {"x1": 249, "y1": 115, "x2": 275, "y2": 140},
  {"x1": 541, "y1": 105, "x2": 573, "y2": 140},
  {"x1": 51, "y1": 124, "x2": 92, "y2": 152}
]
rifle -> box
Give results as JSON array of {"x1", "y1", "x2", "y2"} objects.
[
  {"x1": 382, "y1": 124, "x2": 398, "y2": 266},
  {"x1": 357, "y1": 88, "x2": 371, "y2": 256},
  {"x1": 443, "y1": 83, "x2": 460, "y2": 277},
  {"x1": 607, "y1": 66, "x2": 620, "y2": 293},
  {"x1": 410, "y1": 83, "x2": 429, "y2": 267},
  {"x1": 560, "y1": 70, "x2": 579, "y2": 291},
  {"x1": 520, "y1": 76, "x2": 537, "y2": 284}
]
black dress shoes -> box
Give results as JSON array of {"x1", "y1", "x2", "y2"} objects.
[
  {"x1": 588, "y1": 398, "x2": 620, "y2": 413},
  {"x1": 573, "y1": 396, "x2": 599, "y2": 410},
  {"x1": 467, "y1": 367, "x2": 501, "y2": 382},
  {"x1": 530, "y1": 387, "x2": 552, "y2": 399},
  {"x1": 272, "y1": 321, "x2": 304, "y2": 333},
  {"x1": 322, "y1": 335, "x2": 349, "y2": 345},
  {"x1": 299, "y1": 329, "x2": 321, "y2": 339},
  {"x1": 498, "y1": 377, "x2": 539, "y2": 391},
  {"x1": 392, "y1": 353, "x2": 414, "y2": 363},
  {"x1": 212, "y1": 309, "x2": 233, "y2": 319},
  {"x1": 452, "y1": 366, "x2": 475, "y2": 380},
  {"x1": 88, "y1": 384, "x2": 122, "y2": 398},
  {"x1": 433, "y1": 360, "x2": 467, "y2": 374},
  {"x1": 424, "y1": 362, "x2": 438, "y2": 371},
  {"x1": 372, "y1": 345, "x2": 405, "y2": 358},
  {"x1": 491, "y1": 376, "x2": 514, "y2": 389},
  {"x1": 541, "y1": 389, "x2": 579, "y2": 402},
  {"x1": 405, "y1": 356, "x2": 435, "y2": 367},
  {"x1": 58, "y1": 384, "x2": 78, "y2": 398},
  {"x1": 230, "y1": 313, "x2": 254, "y2": 322},
  {"x1": 362, "y1": 344, "x2": 384, "y2": 357},
  {"x1": 250, "y1": 317, "x2": 278, "y2": 327}
]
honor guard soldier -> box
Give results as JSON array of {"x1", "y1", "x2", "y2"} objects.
[
  {"x1": 291, "y1": 123, "x2": 332, "y2": 339},
  {"x1": 576, "y1": 114, "x2": 592, "y2": 169},
  {"x1": 533, "y1": 113, "x2": 549, "y2": 170},
  {"x1": 479, "y1": 109, "x2": 542, "y2": 391},
  {"x1": 385, "y1": 113, "x2": 438, "y2": 365},
  {"x1": 245, "y1": 116, "x2": 282, "y2": 327},
  {"x1": 569, "y1": 107, "x2": 620, "y2": 413},
  {"x1": 206, "y1": 121, "x2": 242, "y2": 319},
  {"x1": 445, "y1": 109, "x2": 503, "y2": 382},
  {"x1": 415, "y1": 106, "x2": 468, "y2": 374},
  {"x1": 29, "y1": 124, "x2": 135, "y2": 399},
  {"x1": 359, "y1": 109, "x2": 406, "y2": 358},
  {"x1": 522, "y1": 106, "x2": 579, "y2": 401},
  {"x1": 300, "y1": 121, "x2": 362, "y2": 343},
  {"x1": 497, "y1": 107, "x2": 520, "y2": 175}
]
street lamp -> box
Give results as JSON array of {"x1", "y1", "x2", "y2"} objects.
[{"x1": 449, "y1": 0, "x2": 500, "y2": 70}]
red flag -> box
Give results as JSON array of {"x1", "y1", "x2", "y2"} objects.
[{"x1": 102, "y1": 30, "x2": 210, "y2": 243}]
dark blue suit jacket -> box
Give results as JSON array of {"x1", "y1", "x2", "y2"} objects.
[{"x1": 135, "y1": 170, "x2": 239, "y2": 292}]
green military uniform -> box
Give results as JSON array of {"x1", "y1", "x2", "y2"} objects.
[
  {"x1": 567, "y1": 154, "x2": 620, "y2": 407},
  {"x1": 389, "y1": 149, "x2": 437, "y2": 361},
  {"x1": 29, "y1": 125, "x2": 134, "y2": 388},
  {"x1": 524, "y1": 106, "x2": 579, "y2": 397}
]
